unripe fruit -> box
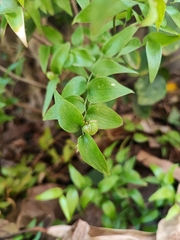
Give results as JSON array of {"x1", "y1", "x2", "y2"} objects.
[
  {"x1": 46, "y1": 71, "x2": 56, "y2": 80},
  {"x1": 82, "y1": 120, "x2": 98, "y2": 135}
]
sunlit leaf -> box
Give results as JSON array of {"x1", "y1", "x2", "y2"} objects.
[
  {"x1": 146, "y1": 41, "x2": 162, "y2": 82},
  {"x1": 102, "y1": 25, "x2": 138, "y2": 57},
  {"x1": 102, "y1": 200, "x2": 116, "y2": 220},
  {"x1": 87, "y1": 77, "x2": 133, "y2": 103},
  {"x1": 155, "y1": 0, "x2": 166, "y2": 29},
  {"x1": 166, "y1": 6, "x2": 180, "y2": 29},
  {"x1": 68, "y1": 164, "x2": 86, "y2": 190},
  {"x1": 42, "y1": 26, "x2": 63, "y2": 44},
  {"x1": 98, "y1": 175, "x2": 119, "y2": 193},
  {"x1": 149, "y1": 185, "x2": 175, "y2": 202},
  {"x1": 0, "y1": 0, "x2": 18, "y2": 14},
  {"x1": 141, "y1": 0, "x2": 158, "y2": 27},
  {"x1": 92, "y1": 59, "x2": 137, "y2": 77},
  {"x1": 86, "y1": 104, "x2": 123, "y2": 129},
  {"x1": 59, "y1": 195, "x2": 71, "y2": 222},
  {"x1": 54, "y1": 0, "x2": 72, "y2": 16},
  {"x1": 66, "y1": 188, "x2": 79, "y2": 217},
  {"x1": 143, "y1": 32, "x2": 180, "y2": 46},
  {"x1": 62, "y1": 76, "x2": 87, "y2": 98},
  {"x1": 5, "y1": 7, "x2": 27, "y2": 47},
  {"x1": 36, "y1": 187, "x2": 63, "y2": 200}
]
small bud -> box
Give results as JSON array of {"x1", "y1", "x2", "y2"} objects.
[{"x1": 82, "y1": 120, "x2": 98, "y2": 135}]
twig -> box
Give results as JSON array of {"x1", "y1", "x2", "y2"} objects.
[
  {"x1": 0, "y1": 65, "x2": 46, "y2": 89},
  {"x1": 71, "y1": 0, "x2": 79, "y2": 16}
]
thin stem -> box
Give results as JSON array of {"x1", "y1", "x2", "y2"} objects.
[
  {"x1": 0, "y1": 65, "x2": 46, "y2": 89},
  {"x1": 113, "y1": 16, "x2": 116, "y2": 35},
  {"x1": 83, "y1": 73, "x2": 93, "y2": 119}
]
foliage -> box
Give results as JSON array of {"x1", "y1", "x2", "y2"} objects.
[
  {"x1": 1, "y1": 0, "x2": 180, "y2": 173},
  {"x1": 0, "y1": 155, "x2": 46, "y2": 217},
  {"x1": 0, "y1": 0, "x2": 180, "y2": 233},
  {"x1": 36, "y1": 144, "x2": 179, "y2": 232}
]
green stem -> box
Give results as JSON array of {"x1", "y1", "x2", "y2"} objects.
[
  {"x1": 83, "y1": 73, "x2": 93, "y2": 119},
  {"x1": 113, "y1": 16, "x2": 116, "y2": 35}
]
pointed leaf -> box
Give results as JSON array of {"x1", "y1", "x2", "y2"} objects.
[
  {"x1": 38, "y1": 45, "x2": 51, "y2": 73},
  {"x1": 86, "y1": 104, "x2": 123, "y2": 129},
  {"x1": 42, "y1": 26, "x2": 63, "y2": 44},
  {"x1": 36, "y1": 187, "x2": 63, "y2": 200},
  {"x1": 165, "y1": 203, "x2": 180, "y2": 221},
  {"x1": 43, "y1": 105, "x2": 57, "y2": 121},
  {"x1": 62, "y1": 76, "x2": 87, "y2": 98},
  {"x1": 98, "y1": 175, "x2": 119, "y2": 193},
  {"x1": 71, "y1": 26, "x2": 84, "y2": 46},
  {"x1": 102, "y1": 25, "x2": 138, "y2": 57},
  {"x1": 87, "y1": 77, "x2": 133, "y2": 103},
  {"x1": 51, "y1": 43, "x2": 70, "y2": 74},
  {"x1": 71, "y1": 48, "x2": 95, "y2": 67},
  {"x1": 129, "y1": 189, "x2": 145, "y2": 208},
  {"x1": 54, "y1": 91, "x2": 84, "y2": 133},
  {"x1": 143, "y1": 32, "x2": 180, "y2": 47},
  {"x1": 149, "y1": 185, "x2": 175, "y2": 202},
  {"x1": 0, "y1": 0, "x2": 18, "y2": 14},
  {"x1": 76, "y1": 0, "x2": 90, "y2": 9},
  {"x1": 78, "y1": 133, "x2": 109, "y2": 174},
  {"x1": 42, "y1": 77, "x2": 59, "y2": 116},
  {"x1": 54, "y1": 0, "x2": 72, "y2": 16},
  {"x1": 5, "y1": 7, "x2": 27, "y2": 47},
  {"x1": 66, "y1": 188, "x2": 79, "y2": 217},
  {"x1": 146, "y1": 41, "x2": 162, "y2": 83},
  {"x1": 80, "y1": 187, "x2": 96, "y2": 208},
  {"x1": 155, "y1": 0, "x2": 166, "y2": 29},
  {"x1": 119, "y1": 38, "x2": 142, "y2": 56},
  {"x1": 68, "y1": 164, "x2": 86, "y2": 190},
  {"x1": 65, "y1": 96, "x2": 85, "y2": 114},
  {"x1": 59, "y1": 195, "x2": 71, "y2": 222},
  {"x1": 166, "y1": 6, "x2": 180, "y2": 29},
  {"x1": 141, "y1": 0, "x2": 157, "y2": 27},
  {"x1": 92, "y1": 59, "x2": 137, "y2": 77}
]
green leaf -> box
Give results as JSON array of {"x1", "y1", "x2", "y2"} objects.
[
  {"x1": 124, "y1": 169, "x2": 147, "y2": 186},
  {"x1": 42, "y1": 77, "x2": 59, "y2": 116},
  {"x1": 129, "y1": 189, "x2": 145, "y2": 208},
  {"x1": 0, "y1": 15, "x2": 7, "y2": 39},
  {"x1": 86, "y1": 104, "x2": 123, "y2": 129},
  {"x1": 80, "y1": 187, "x2": 96, "y2": 208},
  {"x1": 141, "y1": 0, "x2": 158, "y2": 27},
  {"x1": 65, "y1": 96, "x2": 85, "y2": 114},
  {"x1": 102, "y1": 25, "x2": 138, "y2": 57},
  {"x1": 71, "y1": 26, "x2": 84, "y2": 46},
  {"x1": 143, "y1": 32, "x2": 180, "y2": 47},
  {"x1": 38, "y1": 45, "x2": 51, "y2": 73},
  {"x1": 36, "y1": 187, "x2": 63, "y2": 200},
  {"x1": 54, "y1": 91, "x2": 84, "y2": 133},
  {"x1": 78, "y1": 133, "x2": 109, "y2": 174},
  {"x1": 98, "y1": 175, "x2": 119, "y2": 193},
  {"x1": 166, "y1": 203, "x2": 180, "y2": 221},
  {"x1": 43, "y1": 105, "x2": 57, "y2": 120},
  {"x1": 59, "y1": 195, "x2": 71, "y2": 222},
  {"x1": 146, "y1": 41, "x2": 162, "y2": 83},
  {"x1": 102, "y1": 200, "x2": 116, "y2": 220},
  {"x1": 123, "y1": 51, "x2": 141, "y2": 70},
  {"x1": 92, "y1": 59, "x2": 137, "y2": 77},
  {"x1": 155, "y1": 0, "x2": 166, "y2": 29},
  {"x1": 66, "y1": 188, "x2": 79, "y2": 218},
  {"x1": 119, "y1": 38, "x2": 142, "y2": 56},
  {"x1": 76, "y1": 0, "x2": 89, "y2": 9},
  {"x1": 54, "y1": 0, "x2": 72, "y2": 16},
  {"x1": 71, "y1": 48, "x2": 95, "y2": 67},
  {"x1": 25, "y1": 1, "x2": 42, "y2": 33},
  {"x1": 51, "y1": 43, "x2": 70, "y2": 74},
  {"x1": 168, "y1": 107, "x2": 180, "y2": 126},
  {"x1": 68, "y1": 164, "x2": 86, "y2": 190},
  {"x1": 87, "y1": 77, "x2": 133, "y2": 103},
  {"x1": 42, "y1": 26, "x2": 63, "y2": 44},
  {"x1": 0, "y1": 0, "x2": 18, "y2": 14},
  {"x1": 135, "y1": 75, "x2": 166, "y2": 106},
  {"x1": 149, "y1": 185, "x2": 175, "y2": 202},
  {"x1": 166, "y1": 6, "x2": 180, "y2": 29},
  {"x1": 140, "y1": 209, "x2": 159, "y2": 223},
  {"x1": 133, "y1": 133, "x2": 149, "y2": 143},
  {"x1": 62, "y1": 76, "x2": 87, "y2": 98},
  {"x1": 5, "y1": 6, "x2": 27, "y2": 47}
]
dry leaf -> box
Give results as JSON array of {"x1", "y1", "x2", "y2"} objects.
[{"x1": 136, "y1": 150, "x2": 180, "y2": 181}]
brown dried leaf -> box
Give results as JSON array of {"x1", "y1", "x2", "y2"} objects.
[
  {"x1": 0, "y1": 219, "x2": 18, "y2": 237},
  {"x1": 136, "y1": 150, "x2": 180, "y2": 181}
]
